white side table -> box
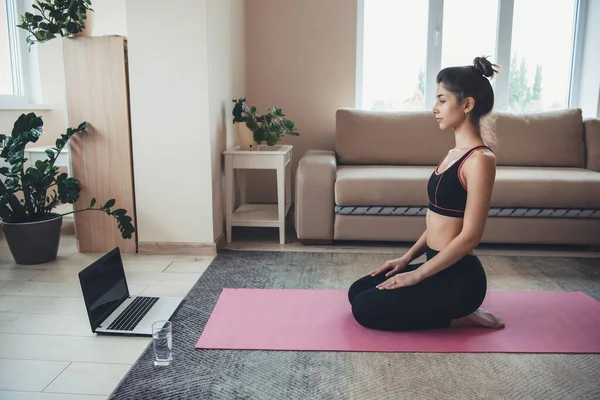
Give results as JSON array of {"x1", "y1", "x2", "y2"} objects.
[{"x1": 224, "y1": 145, "x2": 292, "y2": 244}]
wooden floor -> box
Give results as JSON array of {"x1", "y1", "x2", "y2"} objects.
[{"x1": 0, "y1": 226, "x2": 597, "y2": 399}]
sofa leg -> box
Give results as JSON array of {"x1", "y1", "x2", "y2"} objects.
[{"x1": 298, "y1": 238, "x2": 333, "y2": 245}]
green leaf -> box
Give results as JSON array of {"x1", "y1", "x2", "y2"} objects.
[
  {"x1": 10, "y1": 162, "x2": 23, "y2": 174},
  {"x1": 90, "y1": 197, "x2": 96, "y2": 207},
  {"x1": 245, "y1": 118, "x2": 259, "y2": 132},
  {"x1": 11, "y1": 112, "x2": 43, "y2": 138},
  {"x1": 66, "y1": 21, "x2": 78, "y2": 33},
  {"x1": 48, "y1": 23, "x2": 59, "y2": 34},
  {"x1": 283, "y1": 119, "x2": 295, "y2": 130},
  {"x1": 29, "y1": 169, "x2": 40, "y2": 179},
  {"x1": 112, "y1": 208, "x2": 127, "y2": 217},
  {"x1": 45, "y1": 149, "x2": 54, "y2": 159},
  {"x1": 57, "y1": 177, "x2": 80, "y2": 203},
  {"x1": 77, "y1": 121, "x2": 87, "y2": 131},
  {"x1": 254, "y1": 128, "x2": 266, "y2": 142},
  {"x1": 56, "y1": 172, "x2": 67, "y2": 183},
  {"x1": 266, "y1": 135, "x2": 278, "y2": 146},
  {"x1": 103, "y1": 199, "x2": 116, "y2": 209}
]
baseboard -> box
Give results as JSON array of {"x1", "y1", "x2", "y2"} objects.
[{"x1": 138, "y1": 233, "x2": 226, "y2": 256}]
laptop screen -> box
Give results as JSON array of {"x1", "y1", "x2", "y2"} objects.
[{"x1": 78, "y1": 247, "x2": 130, "y2": 332}]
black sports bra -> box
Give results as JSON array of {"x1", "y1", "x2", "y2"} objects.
[{"x1": 427, "y1": 145, "x2": 491, "y2": 218}]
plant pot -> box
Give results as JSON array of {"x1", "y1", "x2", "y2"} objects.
[
  {"x1": 234, "y1": 122, "x2": 258, "y2": 150},
  {"x1": 1, "y1": 214, "x2": 63, "y2": 265},
  {"x1": 74, "y1": 10, "x2": 95, "y2": 37}
]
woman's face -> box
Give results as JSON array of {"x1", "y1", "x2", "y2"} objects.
[{"x1": 432, "y1": 83, "x2": 467, "y2": 131}]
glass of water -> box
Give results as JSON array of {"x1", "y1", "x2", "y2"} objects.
[{"x1": 152, "y1": 320, "x2": 172, "y2": 366}]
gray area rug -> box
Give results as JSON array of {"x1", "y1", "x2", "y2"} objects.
[{"x1": 109, "y1": 250, "x2": 600, "y2": 399}]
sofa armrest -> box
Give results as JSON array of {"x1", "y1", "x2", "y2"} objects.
[
  {"x1": 584, "y1": 118, "x2": 600, "y2": 172},
  {"x1": 295, "y1": 149, "x2": 337, "y2": 241}
]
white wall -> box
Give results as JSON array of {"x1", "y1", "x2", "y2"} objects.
[
  {"x1": 207, "y1": 0, "x2": 246, "y2": 241},
  {"x1": 126, "y1": 0, "x2": 214, "y2": 244},
  {"x1": 90, "y1": 0, "x2": 127, "y2": 36}
]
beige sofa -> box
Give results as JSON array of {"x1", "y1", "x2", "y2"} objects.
[{"x1": 295, "y1": 108, "x2": 600, "y2": 246}]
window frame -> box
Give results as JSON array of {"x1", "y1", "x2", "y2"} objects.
[
  {"x1": 0, "y1": 0, "x2": 42, "y2": 109},
  {"x1": 357, "y1": 0, "x2": 589, "y2": 114}
]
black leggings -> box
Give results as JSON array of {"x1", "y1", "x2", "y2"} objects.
[{"x1": 348, "y1": 246, "x2": 487, "y2": 331}]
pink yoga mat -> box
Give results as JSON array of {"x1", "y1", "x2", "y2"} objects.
[{"x1": 195, "y1": 289, "x2": 600, "y2": 353}]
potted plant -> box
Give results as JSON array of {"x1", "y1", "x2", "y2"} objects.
[
  {"x1": 232, "y1": 98, "x2": 299, "y2": 150},
  {"x1": 0, "y1": 113, "x2": 135, "y2": 265},
  {"x1": 17, "y1": 0, "x2": 94, "y2": 47}
]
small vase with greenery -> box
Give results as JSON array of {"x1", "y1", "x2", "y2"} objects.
[
  {"x1": 232, "y1": 97, "x2": 299, "y2": 149},
  {"x1": 0, "y1": 113, "x2": 135, "y2": 264},
  {"x1": 17, "y1": 0, "x2": 94, "y2": 47}
]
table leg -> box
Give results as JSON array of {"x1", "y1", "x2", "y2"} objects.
[
  {"x1": 225, "y1": 155, "x2": 234, "y2": 243},
  {"x1": 286, "y1": 161, "x2": 291, "y2": 211},
  {"x1": 277, "y1": 159, "x2": 286, "y2": 244},
  {"x1": 238, "y1": 169, "x2": 246, "y2": 207}
]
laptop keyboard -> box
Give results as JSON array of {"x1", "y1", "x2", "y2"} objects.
[{"x1": 106, "y1": 296, "x2": 159, "y2": 331}]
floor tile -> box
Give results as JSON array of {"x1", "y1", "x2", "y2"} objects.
[
  {"x1": 0, "y1": 313, "x2": 94, "y2": 337},
  {"x1": 0, "y1": 281, "x2": 146, "y2": 298},
  {"x1": 0, "y1": 333, "x2": 150, "y2": 364},
  {"x1": 46, "y1": 254, "x2": 172, "y2": 272},
  {"x1": 0, "y1": 282, "x2": 83, "y2": 298},
  {"x1": 164, "y1": 259, "x2": 212, "y2": 273},
  {"x1": 122, "y1": 271, "x2": 201, "y2": 286},
  {"x1": 0, "y1": 391, "x2": 106, "y2": 399},
  {"x1": 44, "y1": 362, "x2": 131, "y2": 396},
  {"x1": 0, "y1": 269, "x2": 45, "y2": 281},
  {"x1": 0, "y1": 296, "x2": 85, "y2": 314},
  {"x1": 0, "y1": 257, "x2": 74, "y2": 270},
  {"x1": 0, "y1": 359, "x2": 69, "y2": 392}
]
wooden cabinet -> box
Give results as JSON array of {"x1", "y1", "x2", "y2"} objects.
[{"x1": 62, "y1": 36, "x2": 137, "y2": 253}]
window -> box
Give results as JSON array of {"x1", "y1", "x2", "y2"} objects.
[
  {"x1": 358, "y1": 0, "x2": 586, "y2": 114},
  {"x1": 440, "y1": 0, "x2": 498, "y2": 72},
  {"x1": 508, "y1": 0, "x2": 576, "y2": 112},
  {"x1": 1, "y1": 0, "x2": 36, "y2": 106},
  {"x1": 358, "y1": 1, "x2": 429, "y2": 111}
]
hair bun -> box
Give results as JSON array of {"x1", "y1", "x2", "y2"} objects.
[{"x1": 473, "y1": 56, "x2": 499, "y2": 78}]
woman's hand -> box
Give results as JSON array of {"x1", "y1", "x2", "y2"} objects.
[
  {"x1": 369, "y1": 256, "x2": 410, "y2": 278},
  {"x1": 376, "y1": 271, "x2": 424, "y2": 290}
]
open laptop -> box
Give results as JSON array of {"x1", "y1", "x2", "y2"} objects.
[{"x1": 78, "y1": 247, "x2": 184, "y2": 336}]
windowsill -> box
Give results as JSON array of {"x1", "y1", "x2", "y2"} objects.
[{"x1": 0, "y1": 103, "x2": 55, "y2": 111}]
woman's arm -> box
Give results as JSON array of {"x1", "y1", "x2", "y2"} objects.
[{"x1": 415, "y1": 151, "x2": 496, "y2": 281}]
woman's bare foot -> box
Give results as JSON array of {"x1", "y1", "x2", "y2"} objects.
[{"x1": 450, "y1": 308, "x2": 505, "y2": 329}]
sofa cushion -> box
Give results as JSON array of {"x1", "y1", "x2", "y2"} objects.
[
  {"x1": 584, "y1": 118, "x2": 600, "y2": 172},
  {"x1": 492, "y1": 167, "x2": 600, "y2": 208},
  {"x1": 335, "y1": 109, "x2": 453, "y2": 165},
  {"x1": 492, "y1": 109, "x2": 585, "y2": 168},
  {"x1": 335, "y1": 165, "x2": 600, "y2": 209},
  {"x1": 335, "y1": 166, "x2": 431, "y2": 206},
  {"x1": 335, "y1": 108, "x2": 586, "y2": 168}
]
